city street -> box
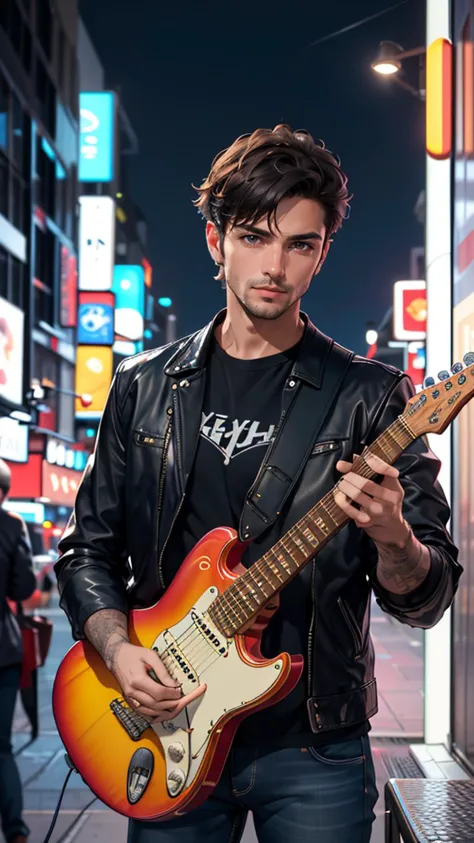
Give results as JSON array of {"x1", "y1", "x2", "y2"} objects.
[{"x1": 9, "y1": 594, "x2": 424, "y2": 843}]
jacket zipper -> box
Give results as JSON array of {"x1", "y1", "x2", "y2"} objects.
[
  {"x1": 337, "y1": 597, "x2": 363, "y2": 659},
  {"x1": 155, "y1": 411, "x2": 173, "y2": 591},
  {"x1": 156, "y1": 389, "x2": 186, "y2": 591},
  {"x1": 307, "y1": 559, "x2": 320, "y2": 726}
]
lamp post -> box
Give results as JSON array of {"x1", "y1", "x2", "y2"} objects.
[{"x1": 371, "y1": 40, "x2": 425, "y2": 100}]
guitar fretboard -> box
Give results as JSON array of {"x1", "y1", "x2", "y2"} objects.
[{"x1": 207, "y1": 410, "x2": 418, "y2": 637}]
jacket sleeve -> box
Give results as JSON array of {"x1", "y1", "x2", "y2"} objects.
[
  {"x1": 54, "y1": 366, "x2": 132, "y2": 639},
  {"x1": 364, "y1": 374, "x2": 462, "y2": 629},
  {"x1": 7, "y1": 514, "x2": 37, "y2": 602}
]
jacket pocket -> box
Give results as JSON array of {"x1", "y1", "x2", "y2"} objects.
[
  {"x1": 133, "y1": 429, "x2": 165, "y2": 449},
  {"x1": 311, "y1": 440, "x2": 342, "y2": 456},
  {"x1": 337, "y1": 597, "x2": 363, "y2": 660}
]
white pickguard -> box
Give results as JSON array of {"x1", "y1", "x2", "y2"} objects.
[{"x1": 151, "y1": 587, "x2": 283, "y2": 797}]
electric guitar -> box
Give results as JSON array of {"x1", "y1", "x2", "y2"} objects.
[{"x1": 53, "y1": 354, "x2": 474, "y2": 820}]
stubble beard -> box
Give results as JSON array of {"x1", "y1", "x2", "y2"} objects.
[{"x1": 228, "y1": 277, "x2": 297, "y2": 322}]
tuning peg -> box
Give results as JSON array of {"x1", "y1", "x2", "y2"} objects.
[
  {"x1": 463, "y1": 352, "x2": 474, "y2": 366},
  {"x1": 451, "y1": 362, "x2": 463, "y2": 374},
  {"x1": 438, "y1": 370, "x2": 450, "y2": 380},
  {"x1": 424, "y1": 376, "x2": 435, "y2": 387}
]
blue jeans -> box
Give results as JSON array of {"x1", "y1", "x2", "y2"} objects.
[
  {"x1": 0, "y1": 664, "x2": 30, "y2": 842},
  {"x1": 128, "y1": 735, "x2": 378, "y2": 843}
]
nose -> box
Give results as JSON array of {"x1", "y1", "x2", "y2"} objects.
[{"x1": 262, "y1": 244, "x2": 285, "y2": 280}]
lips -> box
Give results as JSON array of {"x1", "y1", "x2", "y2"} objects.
[{"x1": 255, "y1": 287, "x2": 285, "y2": 295}]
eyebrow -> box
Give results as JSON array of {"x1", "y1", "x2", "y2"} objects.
[{"x1": 237, "y1": 223, "x2": 323, "y2": 242}]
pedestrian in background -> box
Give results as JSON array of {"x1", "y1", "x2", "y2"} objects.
[{"x1": 0, "y1": 458, "x2": 36, "y2": 843}]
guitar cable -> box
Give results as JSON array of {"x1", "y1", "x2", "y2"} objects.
[{"x1": 42, "y1": 753, "x2": 97, "y2": 843}]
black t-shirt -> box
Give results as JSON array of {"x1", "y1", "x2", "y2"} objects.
[{"x1": 163, "y1": 338, "x2": 368, "y2": 747}]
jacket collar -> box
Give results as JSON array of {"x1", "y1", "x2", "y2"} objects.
[{"x1": 164, "y1": 309, "x2": 338, "y2": 389}]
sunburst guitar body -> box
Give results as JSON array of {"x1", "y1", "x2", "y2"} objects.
[{"x1": 53, "y1": 528, "x2": 303, "y2": 820}]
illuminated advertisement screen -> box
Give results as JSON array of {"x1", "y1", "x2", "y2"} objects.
[
  {"x1": 78, "y1": 196, "x2": 115, "y2": 291},
  {"x1": 0, "y1": 297, "x2": 24, "y2": 405},
  {"x1": 75, "y1": 345, "x2": 113, "y2": 419},
  {"x1": 59, "y1": 246, "x2": 78, "y2": 328},
  {"x1": 113, "y1": 265, "x2": 145, "y2": 341},
  {"x1": 79, "y1": 92, "x2": 115, "y2": 182},
  {"x1": 393, "y1": 280, "x2": 427, "y2": 341},
  {"x1": 78, "y1": 292, "x2": 115, "y2": 345}
]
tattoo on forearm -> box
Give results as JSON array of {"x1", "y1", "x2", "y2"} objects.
[
  {"x1": 84, "y1": 609, "x2": 129, "y2": 671},
  {"x1": 376, "y1": 528, "x2": 431, "y2": 595}
]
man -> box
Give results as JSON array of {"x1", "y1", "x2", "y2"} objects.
[
  {"x1": 56, "y1": 125, "x2": 461, "y2": 843},
  {"x1": 0, "y1": 458, "x2": 36, "y2": 843}
]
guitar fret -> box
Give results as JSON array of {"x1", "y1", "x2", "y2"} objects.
[
  {"x1": 302, "y1": 525, "x2": 320, "y2": 549},
  {"x1": 218, "y1": 593, "x2": 242, "y2": 626},
  {"x1": 279, "y1": 541, "x2": 299, "y2": 569},
  {"x1": 264, "y1": 555, "x2": 285, "y2": 582},
  {"x1": 247, "y1": 570, "x2": 272, "y2": 600},
  {"x1": 321, "y1": 502, "x2": 338, "y2": 526}
]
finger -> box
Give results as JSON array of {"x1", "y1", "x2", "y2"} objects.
[
  {"x1": 336, "y1": 459, "x2": 353, "y2": 474},
  {"x1": 141, "y1": 649, "x2": 180, "y2": 688},
  {"x1": 364, "y1": 452, "x2": 399, "y2": 478},
  {"x1": 339, "y1": 476, "x2": 398, "y2": 509},
  {"x1": 333, "y1": 489, "x2": 370, "y2": 523},
  {"x1": 339, "y1": 470, "x2": 400, "y2": 504},
  {"x1": 125, "y1": 688, "x2": 181, "y2": 712},
  {"x1": 129, "y1": 675, "x2": 182, "y2": 701},
  {"x1": 338, "y1": 482, "x2": 383, "y2": 515},
  {"x1": 160, "y1": 683, "x2": 207, "y2": 720}
]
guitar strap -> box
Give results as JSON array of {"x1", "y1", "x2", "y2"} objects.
[{"x1": 239, "y1": 340, "x2": 354, "y2": 542}]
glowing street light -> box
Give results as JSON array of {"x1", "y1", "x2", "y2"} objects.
[
  {"x1": 371, "y1": 41, "x2": 426, "y2": 100},
  {"x1": 371, "y1": 41, "x2": 403, "y2": 75}
]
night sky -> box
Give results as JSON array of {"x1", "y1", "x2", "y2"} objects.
[{"x1": 80, "y1": 0, "x2": 425, "y2": 355}]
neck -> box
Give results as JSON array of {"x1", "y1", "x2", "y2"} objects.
[{"x1": 216, "y1": 294, "x2": 304, "y2": 359}]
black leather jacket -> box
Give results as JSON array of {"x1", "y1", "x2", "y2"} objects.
[
  {"x1": 0, "y1": 506, "x2": 36, "y2": 669},
  {"x1": 55, "y1": 313, "x2": 461, "y2": 736}
]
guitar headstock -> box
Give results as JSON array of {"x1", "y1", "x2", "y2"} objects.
[{"x1": 405, "y1": 352, "x2": 474, "y2": 436}]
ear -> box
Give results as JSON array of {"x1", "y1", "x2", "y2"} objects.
[
  {"x1": 205, "y1": 221, "x2": 224, "y2": 266},
  {"x1": 313, "y1": 237, "x2": 332, "y2": 276}
]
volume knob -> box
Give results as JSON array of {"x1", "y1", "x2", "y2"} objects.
[
  {"x1": 168, "y1": 742, "x2": 185, "y2": 762},
  {"x1": 167, "y1": 768, "x2": 186, "y2": 795}
]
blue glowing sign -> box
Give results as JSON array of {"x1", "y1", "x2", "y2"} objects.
[
  {"x1": 79, "y1": 92, "x2": 115, "y2": 182},
  {"x1": 78, "y1": 302, "x2": 114, "y2": 345},
  {"x1": 113, "y1": 265, "x2": 145, "y2": 341}
]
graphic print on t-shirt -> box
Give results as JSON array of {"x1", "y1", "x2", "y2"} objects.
[{"x1": 200, "y1": 411, "x2": 275, "y2": 466}]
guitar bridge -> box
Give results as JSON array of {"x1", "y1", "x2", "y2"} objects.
[{"x1": 110, "y1": 698, "x2": 151, "y2": 741}]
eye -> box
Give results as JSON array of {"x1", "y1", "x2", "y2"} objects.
[
  {"x1": 241, "y1": 234, "x2": 262, "y2": 246},
  {"x1": 291, "y1": 241, "x2": 313, "y2": 252}
]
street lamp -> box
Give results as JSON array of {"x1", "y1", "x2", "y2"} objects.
[{"x1": 371, "y1": 40, "x2": 426, "y2": 100}]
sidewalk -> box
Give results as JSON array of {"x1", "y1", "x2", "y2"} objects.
[
  {"x1": 9, "y1": 596, "x2": 424, "y2": 843},
  {"x1": 370, "y1": 597, "x2": 424, "y2": 737}
]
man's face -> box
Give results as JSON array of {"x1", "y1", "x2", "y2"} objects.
[{"x1": 206, "y1": 196, "x2": 330, "y2": 320}]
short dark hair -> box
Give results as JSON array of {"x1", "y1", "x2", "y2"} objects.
[
  {"x1": 0, "y1": 458, "x2": 11, "y2": 497},
  {"x1": 193, "y1": 124, "x2": 352, "y2": 238}
]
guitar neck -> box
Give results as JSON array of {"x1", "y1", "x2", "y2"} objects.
[{"x1": 209, "y1": 411, "x2": 418, "y2": 636}]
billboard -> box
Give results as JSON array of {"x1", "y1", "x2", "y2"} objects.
[
  {"x1": 0, "y1": 297, "x2": 24, "y2": 405},
  {"x1": 79, "y1": 92, "x2": 115, "y2": 182},
  {"x1": 0, "y1": 416, "x2": 28, "y2": 462},
  {"x1": 75, "y1": 345, "x2": 113, "y2": 419},
  {"x1": 113, "y1": 265, "x2": 145, "y2": 341},
  {"x1": 78, "y1": 196, "x2": 115, "y2": 291},
  {"x1": 59, "y1": 246, "x2": 78, "y2": 328},
  {"x1": 42, "y1": 461, "x2": 82, "y2": 507},
  {"x1": 78, "y1": 292, "x2": 114, "y2": 345},
  {"x1": 393, "y1": 280, "x2": 427, "y2": 341}
]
